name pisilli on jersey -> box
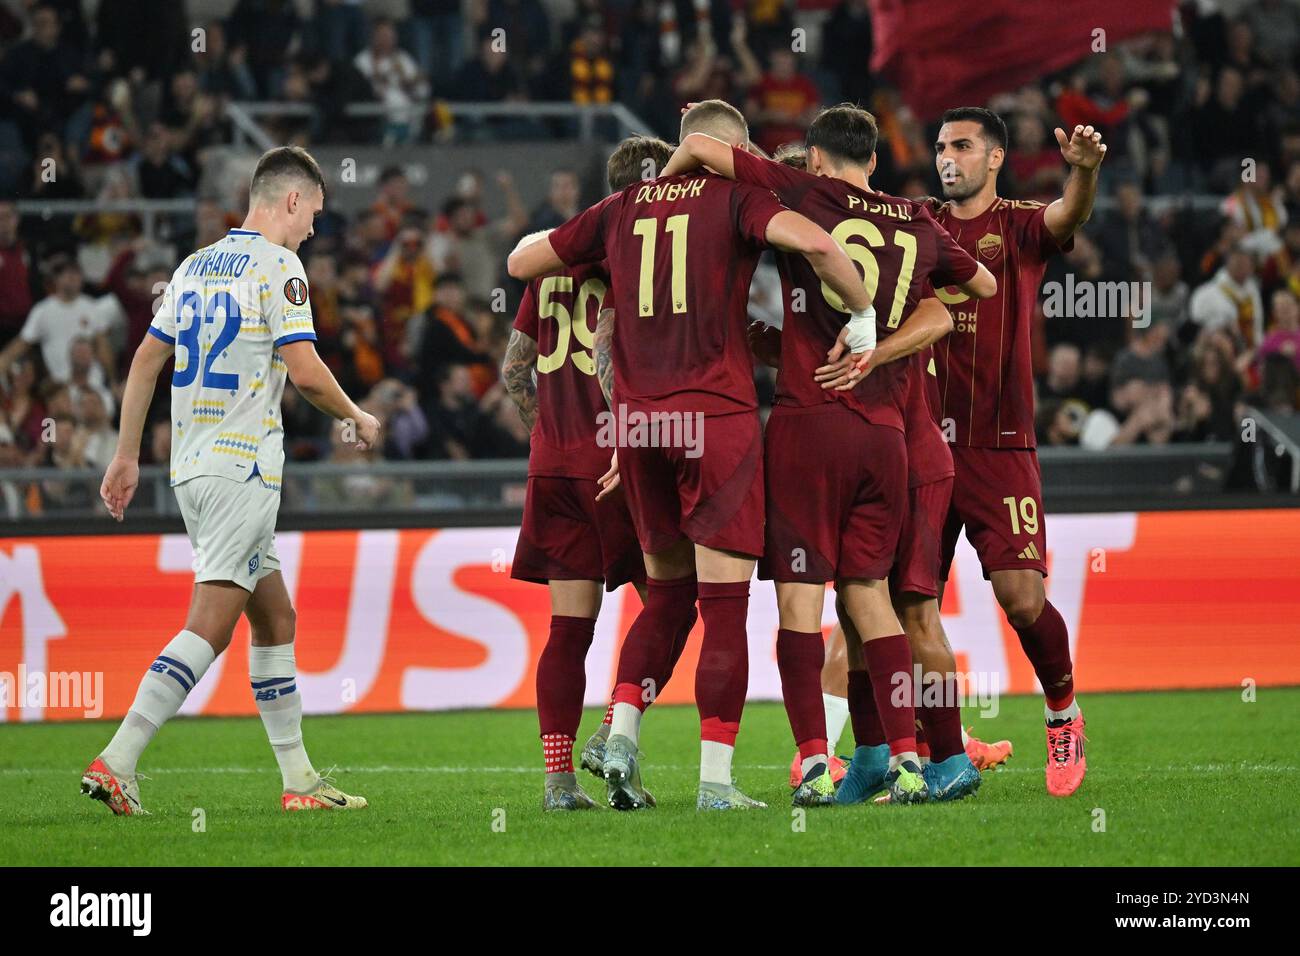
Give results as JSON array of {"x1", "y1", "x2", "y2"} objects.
[{"x1": 148, "y1": 229, "x2": 317, "y2": 490}]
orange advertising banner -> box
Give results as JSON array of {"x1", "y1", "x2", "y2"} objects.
[{"x1": 2, "y1": 508, "x2": 1298, "y2": 722}]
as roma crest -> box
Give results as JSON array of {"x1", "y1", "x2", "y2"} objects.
[
  {"x1": 977, "y1": 233, "x2": 1002, "y2": 261},
  {"x1": 284, "y1": 276, "x2": 308, "y2": 305}
]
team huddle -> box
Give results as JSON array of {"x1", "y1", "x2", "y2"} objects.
[
  {"x1": 506, "y1": 99, "x2": 1105, "y2": 810},
  {"x1": 79, "y1": 96, "x2": 1104, "y2": 818}
]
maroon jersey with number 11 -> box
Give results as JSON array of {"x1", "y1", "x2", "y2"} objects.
[{"x1": 548, "y1": 171, "x2": 785, "y2": 415}]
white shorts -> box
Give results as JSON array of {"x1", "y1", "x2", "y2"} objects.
[{"x1": 175, "y1": 475, "x2": 281, "y2": 593}]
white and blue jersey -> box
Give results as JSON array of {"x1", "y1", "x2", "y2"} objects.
[{"x1": 149, "y1": 229, "x2": 316, "y2": 491}]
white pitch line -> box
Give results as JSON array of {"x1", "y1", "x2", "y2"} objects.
[{"x1": 2, "y1": 763, "x2": 1298, "y2": 776}]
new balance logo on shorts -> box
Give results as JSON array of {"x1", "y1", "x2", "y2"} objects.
[
  {"x1": 251, "y1": 676, "x2": 297, "y2": 701},
  {"x1": 1017, "y1": 542, "x2": 1042, "y2": 561}
]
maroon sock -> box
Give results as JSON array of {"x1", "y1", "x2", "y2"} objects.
[
  {"x1": 696, "y1": 581, "x2": 750, "y2": 743},
  {"x1": 846, "y1": 669, "x2": 886, "y2": 748},
  {"x1": 536, "y1": 615, "x2": 596, "y2": 740},
  {"x1": 862, "y1": 633, "x2": 918, "y2": 756},
  {"x1": 651, "y1": 604, "x2": 697, "y2": 698},
  {"x1": 776, "y1": 629, "x2": 827, "y2": 754},
  {"x1": 1013, "y1": 600, "x2": 1075, "y2": 710},
  {"x1": 612, "y1": 574, "x2": 697, "y2": 710},
  {"x1": 920, "y1": 675, "x2": 965, "y2": 762}
]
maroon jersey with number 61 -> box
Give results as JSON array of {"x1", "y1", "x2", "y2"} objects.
[
  {"x1": 548, "y1": 171, "x2": 785, "y2": 416},
  {"x1": 730, "y1": 147, "x2": 980, "y2": 431},
  {"x1": 512, "y1": 262, "x2": 612, "y2": 480}
]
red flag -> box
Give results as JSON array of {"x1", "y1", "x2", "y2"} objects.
[{"x1": 869, "y1": 0, "x2": 1177, "y2": 120}]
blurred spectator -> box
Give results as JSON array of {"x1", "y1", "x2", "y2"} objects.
[
  {"x1": 193, "y1": 19, "x2": 257, "y2": 101},
  {"x1": 416, "y1": 273, "x2": 495, "y2": 394},
  {"x1": 1258, "y1": 288, "x2": 1300, "y2": 376},
  {"x1": 1175, "y1": 330, "x2": 1243, "y2": 442},
  {"x1": 821, "y1": 0, "x2": 874, "y2": 106},
  {"x1": 370, "y1": 166, "x2": 412, "y2": 243},
  {"x1": 225, "y1": 0, "x2": 302, "y2": 98},
  {"x1": 528, "y1": 168, "x2": 581, "y2": 232},
  {"x1": 135, "y1": 122, "x2": 197, "y2": 198},
  {"x1": 316, "y1": 406, "x2": 414, "y2": 509},
  {"x1": 1148, "y1": 251, "x2": 1190, "y2": 332},
  {"x1": 1095, "y1": 180, "x2": 1167, "y2": 281},
  {"x1": 1189, "y1": 246, "x2": 1265, "y2": 347},
  {"x1": 1110, "y1": 323, "x2": 1175, "y2": 445},
  {"x1": 451, "y1": 31, "x2": 528, "y2": 103},
  {"x1": 0, "y1": 201, "x2": 33, "y2": 348},
  {"x1": 0, "y1": 2, "x2": 90, "y2": 148},
  {"x1": 0, "y1": 355, "x2": 46, "y2": 461},
  {"x1": 68, "y1": 386, "x2": 117, "y2": 470},
  {"x1": 1007, "y1": 113, "x2": 1065, "y2": 203},
  {"x1": 373, "y1": 224, "x2": 437, "y2": 375},
  {"x1": 406, "y1": 0, "x2": 465, "y2": 90},
  {"x1": 366, "y1": 378, "x2": 429, "y2": 460},
  {"x1": 428, "y1": 175, "x2": 528, "y2": 303},
  {"x1": 565, "y1": 17, "x2": 614, "y2": 105},
  {"x1": 353, "y1": 17, "x2": 427, "y2": 144},
  {"x1": 0, "y1": 257, "x2": 114, "y2": 387},
  {"x1": 746, "y1": 46, "x2": 821, "y2": 157}
]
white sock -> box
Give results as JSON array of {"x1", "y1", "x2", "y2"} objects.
[
  {"x1": 250, "y1": 642, "x2": 318, "y2": 792},
  {"x1": 700, "y1": 740, "x2": 734, "y2": 785},
  {"x1": 823, "y1": 693, "x2": 849, "y2": 753},
  {"x1": 889, "y1": 750, "x2": 920, "y2": 772},
  {"x1": 609, "y1": 702, "x2": 642, "y2": 746},
  {"x1": 101, "y1": 630, "x2": 215, "y2": 778},
  {"x1": 800, "y1": 752, "x2": 828, "y2": 779},
  {"x1": 1046, "y1": 699, "x2": 1080, "y2": 722}
]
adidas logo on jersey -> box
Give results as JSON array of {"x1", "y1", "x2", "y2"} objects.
[{"x1": 1017, "y1": 542, "x2": 1042, "y2": 561}]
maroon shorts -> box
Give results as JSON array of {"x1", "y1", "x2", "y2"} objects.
[
  {"x1": 890, "y1": 476, "x2": 953, "y2": 598},
  {"x1": 941, "y1": 446, "x2": 1048, "y2": 580},
  {"x1": 759, "y1": 403, "x2": 907, "y2": 583},
  {"x1": 512, "y1": 476, "x2": 645, "y2": 591},
  {"x1": 618, "y1": 409, "x2": 765, "y2": 557}
]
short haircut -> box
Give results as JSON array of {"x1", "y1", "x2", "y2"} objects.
[
  {"x1": 250, "y1": 146, "x2": 325, "y2": 203},
  {"x1": 772, "y1": 142, "x2": 808, "y2": 169},
  {"x1": 940, "y1": 107, "x2": 1008, "y2": 152},
  {"x1": 805, "y1": 104, "x2": 878, "y2": 166},
  {"x1": 680, "y1": 99, "x2": 748, "y2": 145},
  {"x1": 607, "y1": 135, "x2": 675, "y2": 191}
]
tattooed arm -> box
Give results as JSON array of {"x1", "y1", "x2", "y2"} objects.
[
  {"x1": 501, "y1": 328, "x2": 539, "y2": 428},
  {"x1": 594, "y1": 307, "x2": 616, "y2": 407}
]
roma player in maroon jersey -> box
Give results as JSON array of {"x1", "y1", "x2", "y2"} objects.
[
  {"x1": 932, "y1": 107, "x2": 1105, "y2": 796},
  {"x1": 662, "y1": 104, "x2": 996, "y2": 805},
  {"x1": 509, "y1": 100, "x2": 876, "y2": 811},
  {"x1": 504, "y1": 137, "x2": 700, "y2": 811}
]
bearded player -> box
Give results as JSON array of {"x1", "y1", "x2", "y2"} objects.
[
  {"x1": 503, "y1": 136, "x2": 707, "y2": 811},
  {"x1": 663, "y1": 105, "x2": 996, "y2": 806},
  {"x1": 931, "y1": 107, "x2": 1104, "y2": 797},
  {"x1": 510, "y1": 100, "x2": 876, "y2": 812}
]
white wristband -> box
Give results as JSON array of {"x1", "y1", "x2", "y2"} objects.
[{"x1": 843, "y1": 306, "x2": 877, "y2": 353}]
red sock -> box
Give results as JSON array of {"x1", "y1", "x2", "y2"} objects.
[
  {"x1": 601, "y1": 697, "x2": 614, "y2": 726},
  {"x1": 536, "y1": 615, "x2": 595, "y2": 742},
  {"x1": 1013, "y1": 600, "x2": 1075, "y2": 710},
  {"x1": 776, "y1": 628, "x2": 827, "y2": 754},
  {"x1": 613, "y1": 574, "x2": 698, "y2": 711},
  {"x1": 542, "y1": 733, "x2": 574, "y2": 773},
  {"x1": 862, "y1": 633, "x2": 918, "y2": 756},
  {"x1": 847, "y1": 668, "x2": 885, "y2": 747},
  {"x1": 656, "y1": 605, "x2": 696, "y2": 693},
  {"x1": 696, "y1": 581, "x2": 749, "y2": 744},
  {"x1": 920, "y1": 675, "x2": 965, "y2": 762}
]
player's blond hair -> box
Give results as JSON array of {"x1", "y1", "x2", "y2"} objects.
[{"x1": 680, "y1": 99, "x2": 748, "y2": 147}]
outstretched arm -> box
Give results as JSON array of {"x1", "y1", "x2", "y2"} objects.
[
  {"x1": 507, "y1": 233, "x2": 565, "y2": 281},
  {"x1": 501, "y1": 328, "x2": 540, "y2": 427},
  {"x1": 1044, "y1": 124, "x2": 1106, "y2": 244},
  {"x1": 100, "y1": 332, "x2": 173, "y2": 520}
]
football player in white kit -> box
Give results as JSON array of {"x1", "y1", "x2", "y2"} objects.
[{"x1": 82, "y1": 146, "x2": 382, "y2": 814}]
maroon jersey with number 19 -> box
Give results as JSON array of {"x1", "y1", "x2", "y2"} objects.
[
  {"x1": 933, "y1": 198, "x2": 1072, "y2": 448},
  {"x1": 512, "y1": 263, "x2": 611, "y2": 481},
  {"x1": 547, "y1": 171, "x2": 785, "y2": 415}
]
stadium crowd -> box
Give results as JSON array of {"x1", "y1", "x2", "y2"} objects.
[{"x1": 1, "y1": 0, "x2": 1299, "y2": 497}]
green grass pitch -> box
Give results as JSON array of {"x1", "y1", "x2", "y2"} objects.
[{"x1": 2, "y1": 689, "x2": 1298, "y2": 866}]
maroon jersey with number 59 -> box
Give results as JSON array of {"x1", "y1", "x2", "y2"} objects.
[
  {"x1": 548, "y1": 172, "x2": 785, "y2": 416},
  {"x1": 512, "y1": 263, "x2": 611, "y2": 480},
  {"x1": 933, "y1": 198, "x2": 1072, "y2": 448},
  {"x1": 730, "y1": 147, "x2": 980, "y2": 431}
]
